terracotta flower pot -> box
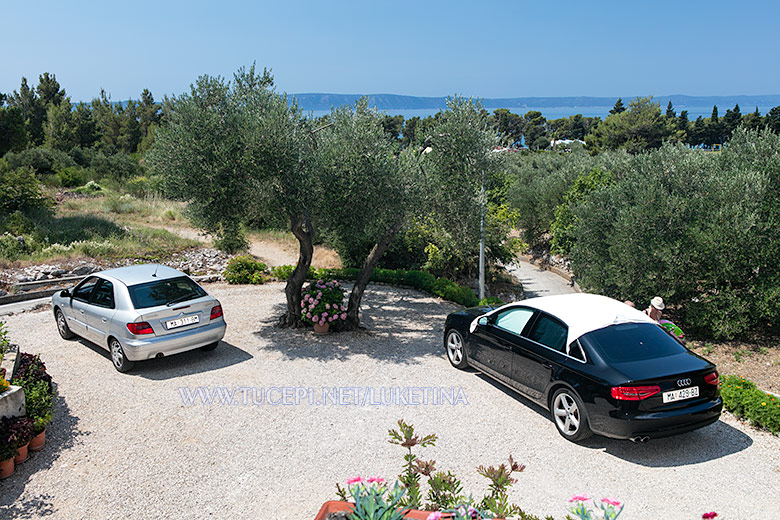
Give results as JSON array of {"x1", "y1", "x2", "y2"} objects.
[
  {"x1": 14, "y1": 443, "x2": 29, "y2": 464},
  {"x1": 313, "y1": 500, "x2": 448, "y2": 520},
  {"x1": 313, "y1": 322, "x2": 330, "y2": 335},
  {"x1": 29, "y1": 429, "x2": 46, "y2": 452},
  {"x1": 0, "y1": 457, "x2": 14, "y2": 479}
]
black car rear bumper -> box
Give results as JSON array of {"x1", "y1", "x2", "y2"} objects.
[{"x1": 591, "y1": 397, "x2": 724, "y2": 440}]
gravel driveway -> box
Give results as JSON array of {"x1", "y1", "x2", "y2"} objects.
[{"x1": 1, "y1": 283, "x2": 779, "y2": 519}]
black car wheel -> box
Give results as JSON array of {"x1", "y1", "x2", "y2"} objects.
[
  {"x1": 445, "y1": 328, "x2": 468, "y2": 369},
  {"x1": 110, "y1": 338, "x2": 134, "y2": 373},
  {"x1": 55, "y1": 309, "x2": 75, "y2": 340},
  {"x1": 551, "y1": 388, "x2": 592, "y2": 442}
]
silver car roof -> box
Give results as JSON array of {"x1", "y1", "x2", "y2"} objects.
[{"x1": 94, "y1": 264, "x2": 188, "y2": 287}]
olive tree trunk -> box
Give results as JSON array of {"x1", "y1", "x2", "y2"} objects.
[
  {"x1": 279, "y1": 211, "x2": 314, "y2": 328},
  {"x1": 342, "y1": 219, "x2": 403, "y2": 331}
]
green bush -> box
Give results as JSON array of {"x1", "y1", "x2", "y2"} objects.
[
  {"x1": 1, "y1": 210, "x2": 36, "y2": 235},
  {"x1": 72, "y1": 180, "x2": 103, "y2": 194},
  {"x1": 57, "y1": 166, "x2": 88, "y2": 187},
  {"x1": 269, "y1": 265, "x2": 479, "y2": 307},
  {"x1": 0, "y1": 166, "x2": 52, "y2": 215},
  {"x1": 4, "y1": 146, "x2": 75, "y2": 176},
  {"x1": 223, "y1": 256, "x2": 268, "y2": 284},
  {"x1": 720, "y1": 375, "x2": 780, "y2": 434},
  {"x1": 125, "y1": 175, "x2": 164, "y2": 197}
]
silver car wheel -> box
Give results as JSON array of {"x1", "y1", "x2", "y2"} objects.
[
  {"x1": 553, "y1": 392, "x2": 580, "y2": 435},
  {"x1": 56, "y1": 309, "x2": 75, "y2": 339},
  {"x1": 110, "y1": 338, "x2": 133, "y2": 373},
  {"x1": 444, "y1": 329, "x2": 468, "y2": 368}
]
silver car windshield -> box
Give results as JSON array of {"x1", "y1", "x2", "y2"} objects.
[{"x1": 127, "y1": 276, "x2": 207, "y2": 309}]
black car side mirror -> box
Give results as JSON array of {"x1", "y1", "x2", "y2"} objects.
[{"x1": 60, "y1": 289, "x2": 71, "y2": 298}]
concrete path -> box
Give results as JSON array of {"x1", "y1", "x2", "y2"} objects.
[
  {"x1": 505, "y1": 259, "x2": 576, "y2": 299},
  {"x1": 0, "y1": 296, "x2": 51, "y2": 317}
]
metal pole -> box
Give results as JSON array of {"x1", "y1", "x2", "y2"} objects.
[{"x1": 479, "y1": 171, "x2": 486, "y2": 302}]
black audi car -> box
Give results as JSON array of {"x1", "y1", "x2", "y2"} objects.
[{"x1": 444, "y1": 293, "x2": 722, "y2": 443}]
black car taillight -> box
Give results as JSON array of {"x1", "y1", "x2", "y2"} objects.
[
  {"x1": 704, "y1": 371, "x2": 719, "y2": 386},
  {"x1": 127, "y1": 322, "x2": 154, "y2": 335},
  {"x1": 210, "y1": 305, "x2": 223, "y2": 320},
  {"x1": 611, "y1": 385, "x2": 661, "y2": 401}
]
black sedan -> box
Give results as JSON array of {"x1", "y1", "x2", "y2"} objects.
[{"x1": 444, "y1": 293, "x2": 722, "y2": 443}]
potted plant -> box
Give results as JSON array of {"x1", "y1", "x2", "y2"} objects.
[
  {"x1": 0, "y1": 416, "x2": 19, "y2": 479},
  {"x1": 23, "y1": 380, "x2": 54, "y2": 451},
  {"x1": 301, "y1": 280, "x2": 348, "y2": 334},
  {"x1": 10, "y1": 416, "x2": 34, "y2": 463},
  {"x1": 315, "y1": 477, "x2": 436, "y2": 520}
]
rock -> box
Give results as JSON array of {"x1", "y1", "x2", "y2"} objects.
[{"x1": 71, "y1": 265, "x2": 98, "y2": 276}]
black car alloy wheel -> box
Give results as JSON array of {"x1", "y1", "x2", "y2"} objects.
[{"x1": 551, "y1": 388, "x2": 592, "y2": 442}]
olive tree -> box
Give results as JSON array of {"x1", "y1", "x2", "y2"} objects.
[
  {"x1": 317, "y1": 99, "x2": 421, "y2": 329},
  {"x1": 147, "y1": 65, "x2": 318, "y2": 327}
]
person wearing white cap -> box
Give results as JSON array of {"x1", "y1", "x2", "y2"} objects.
[{"x1": 644, "y1": 296, "x2": 665, "y2": 321}]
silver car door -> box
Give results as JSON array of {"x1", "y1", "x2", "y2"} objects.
[
  {"x1": 84, "y1": 279, "x2": 117, "y2": 348},
  {"x1": 68, "y1": 276, "x2": 100, "y2": 337}
]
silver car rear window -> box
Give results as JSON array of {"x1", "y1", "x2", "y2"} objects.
[{"x1": 127, "y1": 276, "x2": 207, "y2": 309}]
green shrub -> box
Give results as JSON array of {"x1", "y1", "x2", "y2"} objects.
[
  {"x1": 224, "y1": 256, "x2": 268, "y2": 284},
  {"x1": 269, "y1": 265, "x2": 294, "y2": 280},
  {"x1": 720, "y1": 375, "x2": 780, "y2": 435},
  {"x1": 126, "y1": 175, "x2": 164, "y2": 197},
  {"x1": 57, "y1": 166, "x2": 88, "y2": 187},
  {"x1": 0, "y1": 166, "x2": 52, "y2": 215},
  {"x1": 0, "y1": 233, "x2": 28, "y2": 260},
  {"x1": 1, "y1": 210, "x2": 36, "y2": 235},
  {"x1": 4, "y1": 146, "x2": 75, "y2": 176},
  {"x1": 21, "y1": 379, "x2": 54, "y2": 434},
  {"x1": 72, "y1": 180, "x2": 103, "y2": 194}
]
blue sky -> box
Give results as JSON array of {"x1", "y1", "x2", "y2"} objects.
[{"x1": 2, "y1": 0, "x2": 778, "y2": 102}]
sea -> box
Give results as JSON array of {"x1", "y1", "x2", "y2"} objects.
[{"x1": 302, "y1": 105, "x2": 778, "y2": 121}]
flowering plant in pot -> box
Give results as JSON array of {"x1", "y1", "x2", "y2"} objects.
[
  {"x1": 22, "y1": 379, "x2": 54, "y2": 450},
  {"x1": 301, "y1": 280, "x2": 347, "y2": 332}
]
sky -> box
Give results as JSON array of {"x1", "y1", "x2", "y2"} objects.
[{"x1": 2, "y1": 0, "x2": 779, "y2": 102}]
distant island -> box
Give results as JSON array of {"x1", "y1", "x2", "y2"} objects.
[{"x1": 291, "y1": 93, "x2": 780, "y2": 111}]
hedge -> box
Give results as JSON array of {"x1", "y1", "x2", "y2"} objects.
[{"x1": 227, "y1": 258, "x2": 481, "y2": 308}]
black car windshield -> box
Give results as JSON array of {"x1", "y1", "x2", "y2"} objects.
[
  {"x1": 579, "y1": 323, "x2": 686, "y2": 363},
  {"x1": 128, "y1": 276, "x2": 207, "y2": 309}
]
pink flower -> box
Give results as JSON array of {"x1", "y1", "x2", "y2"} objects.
[
  {"x1": 325, "y1": 303, "x2": 330, "y2": 309},
  {"x1": 306, "y1": 313, "x2": 311, "y2": 319},
  {"x1": 340, "y1": 313, "x2": 347, "y2": 320},
  {"x1": 601, "y1": 497, "x2": 621, "y2": 507},
  {"x1": 346, "y1": 476, "x2": 364, "y2": 485},
  {"x1": 702, "y1": 514, "x2": 718, "y2": 520},
  {"x1": 323, "y1": 311, "x2": 328, "y2": 317},
  {"x1": 317, "y1": 291, "x2": 323, "y2": 298},
  {"x1": 329, "y1": 316, "x2": 334, "y2": 322},
  {"x1": 426, "y1": 513, "x2": 442, "y2": 520},
  {"x1": 300, "y1": 301, "x2": 306, "y2": 307},
  {"x1": 366, "y1": 476, "x2": 385, "y2": 484},
  {"x1": 341, "y1": 305, "x2": 346, "y2": 311},
  {"x1": 569, "y1": 494, "x2": 590, "y2": 502}
]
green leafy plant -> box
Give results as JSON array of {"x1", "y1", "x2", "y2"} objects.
[
  {"x1": 22, "y1": 379, "x2": 55, "y2": 434},
  {"x1": 223, "y1": 256, "x2": 268, "y2": 284},
  {"x1": 477, "y1": 456, "x2": 525, "y2": 518},
  {"x1": 388, "y1": 419, "x2": 438, "y2": 508},
  {"x1": 345, "y1": 477, "x2": 410, "y2": 520},
  {"x1": 720, "y1": 375, "x2": 780, "y2": 434},
  {"x1": 0, "y1": 416, "x2": 22, "y2": 461},
  {"x1": 412, "y1": 459, "x2": 465, "y2": 511}
]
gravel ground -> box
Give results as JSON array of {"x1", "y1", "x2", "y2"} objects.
[{"x1": 1, "y1": 282, "x2": 779, "y2": 520}]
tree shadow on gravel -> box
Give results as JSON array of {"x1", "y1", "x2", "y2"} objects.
[
  {"x1": 474, "y1": 372, "x2": 752, "y2": 467},
  {"x1": 252, "y1": 286, "x2": 456, "y2": 365},
  {"x1": 73, "y1": 338, "x2": 252, "y2": 381},
  {"x1": 0, "y1": 388, "x2": 87, "y2": 518}
]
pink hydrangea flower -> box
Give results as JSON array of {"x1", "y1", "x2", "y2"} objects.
[
  {"x1": 300, "y1": 301, "x2": 305, "y2": 307},
  {"x1": 325, "y1": 303, "x2": 330, "y2": 309},
  {"x1": 306, "y1": 313, "x2": 311, "y2": 318},
  {"x1": 569, "y1": 494, "x2": 590, "y2": 502},
  {"x1": 323, "y1": 311, "x2": 328, "y2": 317},
  {"x1": 341, "y1": 313, "x2": 347, "y2": 320},
  {"x1": 601, "y1": 497, "x2": 621, "y2": 507},
  {"x1": 346, "y1": 476, "x2": 364, "y2": 485}
]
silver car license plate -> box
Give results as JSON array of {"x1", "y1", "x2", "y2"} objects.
[
  {"x1": 166, "y1": 315, "x2": 199, "y2": 330},
  {"x1": 663, "y1": 386, "x2": 699, "y2": 403}
]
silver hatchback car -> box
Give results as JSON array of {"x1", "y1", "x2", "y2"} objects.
[{"x1": 52, "y1": 264, "x2": 227, "y2": 372}]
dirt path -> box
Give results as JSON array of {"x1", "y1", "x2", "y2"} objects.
[{"x1": 153, "y1": 224, "x2": 341, "y2": 268}]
